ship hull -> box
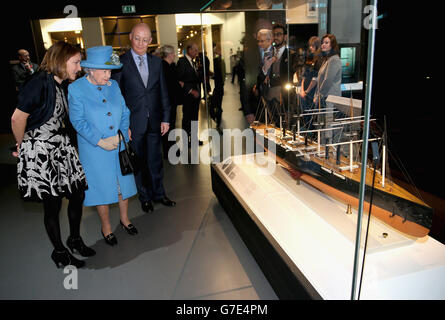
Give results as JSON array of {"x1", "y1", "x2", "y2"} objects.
[{"x1": 254, "y1": 128, "x2": 433, "y2": 238}]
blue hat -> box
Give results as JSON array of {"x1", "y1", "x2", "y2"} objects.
[{"x1": 80, "y1": 46, "x2": 122, "y2": 69}]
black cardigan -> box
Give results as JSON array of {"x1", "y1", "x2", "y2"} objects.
[{"x1": 16, "y1": 71, "x2": 77, "y2": 146}]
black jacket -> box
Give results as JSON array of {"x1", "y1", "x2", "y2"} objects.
[
  {"x1": 162, "y1": 59, "x2": 183, "y2": 106},
  {"x1": 18, "y1": 71, "x2": 63, "y2": 132},
  {"x1": 176, "y1": 56, "x2": 201, "y2": 98},
  {"x1": 257, "y1": 47, "x2": 297, "y2": 91},
  {"x1": 17, "y1": 71, "x2": 78, "y2": 147},
  {"x1": 112, "y1": 51, "x2": 171, "y2": 134}
]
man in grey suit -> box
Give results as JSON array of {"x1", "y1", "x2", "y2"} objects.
[
  {"x1": 11, "y1": 49, "x2": 39, "y2": 91},
  {"x1": 112, "y1": 23, "x2": 176, "y2": 213}
]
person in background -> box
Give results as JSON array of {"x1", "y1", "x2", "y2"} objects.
[
  {"x1": 11, "y1": 49, "x2": 39, "y2": 91},
  {"x1": 314, "y1": 34, "x2": 342, "y2": 143},
  {"x1": 259, "y1": 24, "x2": 297, "y2": 126},
  {"x1": 300, "y1": 36, "x2": 322, "y2": 128},
  {"x1": 69, "y1": 46, "x2": 138, "y2": 247},
  {"x1": 197, "y1": 51, "x2": 212, "y2": 98},
  {"x1": 11, "y1": 41, "x2": 92, "y2": 269},
  {"x1": 160, "y1": 44, "x2": 182, "y2": 158},
  {"x1": 152, "y1": 47, "x2": 162, "y2": 58},
  {"x1": 244, "y1": 28, "x2": 274, "y2": 125},
  {"x1": 210, "y1": 43, "x2": 226, "y2": 130},
  {"x1": 112, "y1": 23, "x2": 176, "y2": 214},
  {"x1": 176, "y1": 42, "x2": 203, "y2": 146}
]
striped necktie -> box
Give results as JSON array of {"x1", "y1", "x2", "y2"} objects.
[{"x1": 138, "y1": 55, "x2": 148, "y2": 87}]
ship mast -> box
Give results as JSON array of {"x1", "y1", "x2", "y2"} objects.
[{"x1": 381, "y1": 116, "x2": 387, "y2": 188}]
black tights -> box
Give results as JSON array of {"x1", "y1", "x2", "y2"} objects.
[{"x1": 42, "y1": 190, "x2": 85, "y2": 251}]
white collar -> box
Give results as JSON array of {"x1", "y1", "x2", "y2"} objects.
[{"x1": 276, "y1": 45, "x2": 286, "y2": 59}]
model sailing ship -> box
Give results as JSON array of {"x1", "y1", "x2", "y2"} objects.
[{"x1": 250, "y1": 94, "x2": 433, "y2": 238}]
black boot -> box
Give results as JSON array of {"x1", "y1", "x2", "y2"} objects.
[
  {"x1": 51, "y1": 249, "x2": 85, "y2": 269},
  {"x1": 66, "y1": 236, "x2": 96, "y2": 257}
]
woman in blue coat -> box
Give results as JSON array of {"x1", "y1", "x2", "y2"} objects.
[{"x1": 69, "y1": 46, "x2": 138, "y2": 246}]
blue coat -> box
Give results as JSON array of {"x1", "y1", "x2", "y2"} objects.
[{"x1": 68, "y1": 76, "x2": 137, "y2": 206}]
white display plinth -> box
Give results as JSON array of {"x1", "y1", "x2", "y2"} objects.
[{"x1": 214, "y1": 153, "x2": 445, "y2": 300}]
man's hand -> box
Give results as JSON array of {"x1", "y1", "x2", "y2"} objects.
[
  {"x1": 160, "y1": 123, "x2": 170, "y2": 136},
  {"x1": 190, "y1": 89, "x2": 199, "y2": 99},
  {"x1": 128, "y1": 128, "x2": 132, "y2": 141},
  {"x1": 262, "y1": 56, "x2": 276, "y2": 73},
  {"x1": 245, "y1": 113, "x2": 255, "y2": 124},
  {"x1": 252, "y1": 84, "x2": 259, "y2": 97}
]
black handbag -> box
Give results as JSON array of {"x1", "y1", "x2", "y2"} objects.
[{"x1": 118, "y1": 129, "x2": 138, "y2": 175}]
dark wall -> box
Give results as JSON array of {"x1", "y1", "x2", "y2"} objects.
[{"x1": 372, "y1": 2, "x2": 440, "y2": 199}]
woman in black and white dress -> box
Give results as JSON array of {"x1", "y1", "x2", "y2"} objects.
[{"x1": 11, "y1": 41, "x2": 94, "y2": 269}]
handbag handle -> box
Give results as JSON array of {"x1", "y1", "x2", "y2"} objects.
[{"x1": 117, "y1": 129, "x2": 129, "y2": 153}]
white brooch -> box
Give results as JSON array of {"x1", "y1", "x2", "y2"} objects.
[{"x1": 106, "y1": 52, "x2": 121, "y2": 66}]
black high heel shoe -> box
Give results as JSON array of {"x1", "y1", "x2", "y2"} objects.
[
  {"x1": 66, "y1": 236, "x2": 96, "y2": 257},
  {"x1": 102, "y1": 231, "x2": 118, "y2": 246},
  {"x1": 120, "y1": 221, "x2": 138, "y2": 235},
  {"x1": 51, "y1": 249, "x2": 85, "y2": 269}
]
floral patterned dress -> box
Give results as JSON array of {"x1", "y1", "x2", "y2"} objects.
[{"x1": 17, "y1": 82, "x2": 88, "y2": 201}]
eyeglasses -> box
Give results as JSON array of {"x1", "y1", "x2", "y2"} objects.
[
  {"x1": 273, "y1": 32, "x2": 284, "y2": 36},
  {"x1": 133, "y1": 36, "x2": 150, "y2": 44}
]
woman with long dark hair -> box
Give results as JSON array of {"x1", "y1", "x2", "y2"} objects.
[
  {"x1": 314, "y1": 34, "x2": 341, "y2": 105},
  {"x1": 314, "y1": 34, "x2": 342, "y2": 143},
  {"x1": 11, "y1": 41, "x2": 93, "y2": 269}
]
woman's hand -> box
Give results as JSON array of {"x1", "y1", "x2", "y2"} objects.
[
  {"x1": 97, "y1": 139, "x2": 117, "y2": 151},
  {"x1": 12, "y1": 143, "x2": 19, "y2": 158},
  {"x1": 102, "y1": 135, "x2": 119, "y2": 148},
  {"x1": 300, "y1": 90, "x2": 306, "y2": 99}
]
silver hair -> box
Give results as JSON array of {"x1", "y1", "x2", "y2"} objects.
[
  {"x1": 160, "y1": 45, "x2": 175, "y2": 59},
  {"x1": 257, "y1": 28, "x2": 272, "y2": 40}
]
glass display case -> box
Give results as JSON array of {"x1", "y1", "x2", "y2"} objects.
[{"x1": 198, "y1": 0, "x2": 445, "y2": 300}]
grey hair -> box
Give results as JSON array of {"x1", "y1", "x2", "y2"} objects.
[
  {"x1": 160, "y1": 45, "x2": 175, "y2": 59},
  {"x1": 83, "y1": 67, "x2": 92, "y2": 74},
  {"x1": 257, "y1": 28, "x2": 272, "y2": 40}
]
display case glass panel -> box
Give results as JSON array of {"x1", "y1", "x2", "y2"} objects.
[{"x1": 200, "y1": 0, "x2": 444, "y2": 300}]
